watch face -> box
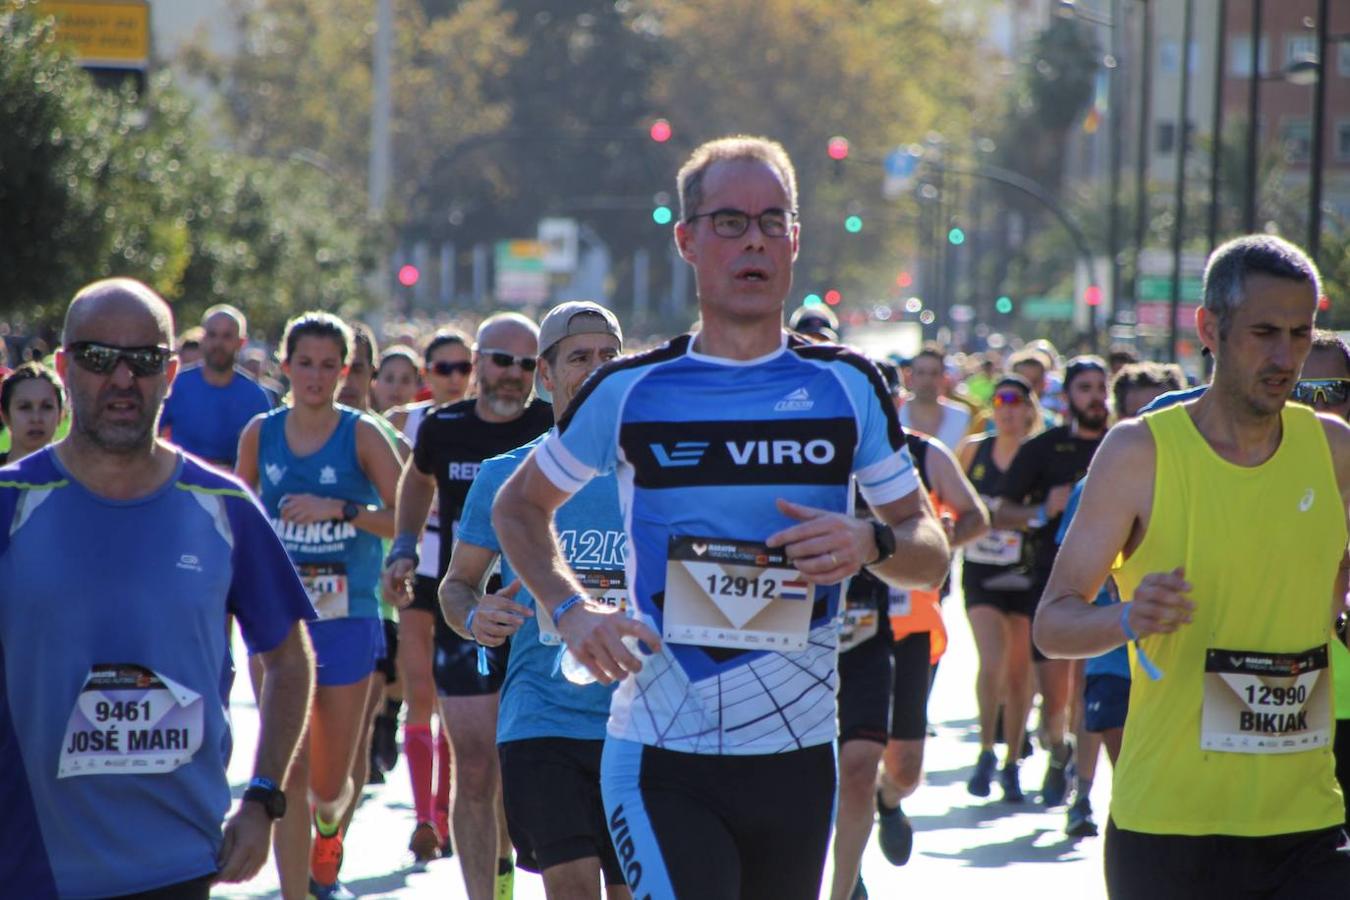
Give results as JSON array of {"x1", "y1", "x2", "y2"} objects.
[{"x1": 268, "y1": 790, "x2": 287, "y2": 819}]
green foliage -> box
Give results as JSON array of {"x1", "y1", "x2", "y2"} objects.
[{"x1": 0, "y1": 0, "x2": 372, "y2": 332}]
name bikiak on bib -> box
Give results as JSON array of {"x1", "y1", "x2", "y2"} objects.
[{"x1": 1200, "y1": 645, "x2": 1331, "y2": 754}]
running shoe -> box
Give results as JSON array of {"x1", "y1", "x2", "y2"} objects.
[
  {"x1": 851, "y1": 875, "x2": 869, "y2": 900},
  {"x1": 1040, "y1": 743, "x2": 1073, "y2": 808},
  {"x1": 310, "y1": 822, "x2": 344, "y2": 887},
  {"x1": 409, "y1": 821, "x2": 441, "y2": 863},
  {"x1": 874, "y1": 791, "x2": 914, "y2": 866},
  {"x1": 967, "y1": 748, "x2": 997, "y2": 797},
  {"x1": 999, "y1": 762, "x2": 1025, "y2": 803},
  {"x1": 307, "y1": 879, "x2": 355, "y2": 900},
  {"x1": 1066, "y1": 796, "x2": 1099, "y2": 837},
  {"x1": 366, "y1": 764, "x2": 385, "y2": 786},
  {"x1": 495, "y1": 857, "x2": 515, "y2": 900}
]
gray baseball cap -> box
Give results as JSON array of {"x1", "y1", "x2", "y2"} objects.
[{"x1": 537, "y1": 301, "x2": 623, "y2": 357}]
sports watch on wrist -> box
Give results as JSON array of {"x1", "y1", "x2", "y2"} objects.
[
  {"x1": 341, "y1": 501, "x2": 361, "y2": 522},
  {"x1": 868, "y1": 520, "x2": 896, "y2": 566},
  {"x1": 242, "y1": 776, "x2": 287, "y2": 819}
]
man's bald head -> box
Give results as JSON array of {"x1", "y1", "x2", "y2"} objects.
[
  {"x1": 476, "y1": 311, "x2": 539, "y2": 350},
  {"x1": 63, "y1": 278, "x2": 175, "y2": 347}
]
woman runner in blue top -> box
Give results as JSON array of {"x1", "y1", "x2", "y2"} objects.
[{"x1": 236, "y1": 312, "x2": 402, "y2": 899}]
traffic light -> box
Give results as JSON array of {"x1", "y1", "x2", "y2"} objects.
[
  {"x1": 844, "y1": 215, "x2": 863, "y2": 234},
  {"x1": 1319, "y1": 294, "x2": 1331, "y2": 312},
  {"x1": 803, "y1": 293, "x2": 824, "y2": 307},
  {"x1": 995, "y1": 295, "x2": 1013, "y2": 314},
  {"x1": 896, "y1": 271, "x2": 913, "y2": 288},
  {"x1": 947, "y1": 227, "x2": 965, "y2": 246},
  {"x1": 397, "y1": 264, "x2": 420, "y2": 287},
  {"x1": 824, "y1": 289, "x2": 842, "y2": 306},
  {"x1": 652, "y1": 191, "x2": 673, "y2": 225},
  {"x1": 649, "y1": 118, "x2": 673, "y2": 143},
  {"x1": 1084, "y1": 285, "x2": 1102, "y2": 307},
  {"x1": 826, "y1": 136, "x2": 850, "y2": 161}
]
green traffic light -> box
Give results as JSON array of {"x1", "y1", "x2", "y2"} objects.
[
  {"x1": 803, "y1": 293, "x2": 824, "y2": 307},
  {"x1": 995, "y1": 295, "x2": 1013, "y2": 314},
  {"x1": 844, "y1": 215, "x2": 863, "y2": 234},
  {"x1": 652, "y1": 206, "x2": 673, "y2": 225},
  {"x1": 948, "y1": 227, "x2": 965, "y2": 246}
]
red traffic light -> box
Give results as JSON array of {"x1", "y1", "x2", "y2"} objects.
[
  {"x1": 649, "y1": 119, "x2": 673, "y2": 143},
  {"x1": 824, "y1": 289, "x2": 842, "y2": 306},
  {"x1": 827, "y1": 136, "x2": 850, "y2": 161},
  {"x1": 896, "y1": 271, "x2": 913, "y2": 288},
  {"x1": 1319, "y1": 294, "x2": 1331, "y2": 312},
  {"x1": 1083, "y1": 285, "x2": 1102, "y2": 307},
  {"x1": 398, "y1": 264, "x2": 420, "y2": 288}
]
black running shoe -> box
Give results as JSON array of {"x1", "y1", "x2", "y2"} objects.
[
  {"x1": 1041, "y1": 743, "x2": 1073, "y2": 808},
  {"x1": 875, "y1": 792, "x2": 914, "y2": 866},
  {"x1": 967, "y1": 748, "x2": 997, "y2": 797}
]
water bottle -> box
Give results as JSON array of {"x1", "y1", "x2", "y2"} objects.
[{"x1": 559, "y1": 635, "x2": 645, "y2": 685}]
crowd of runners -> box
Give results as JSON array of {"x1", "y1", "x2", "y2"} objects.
[{"x1": 3, "y1": 135, "x2": 1350, "y2": 900}]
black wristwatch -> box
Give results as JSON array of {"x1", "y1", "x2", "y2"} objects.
[
  {"x1": 868, "y1": 520, "x2": 896, "y2": 566},
  {"x1": 341, "y1": 501, "x2": 361, "y2": 522},
  {"x1": 243, "y1": 776, "x2": 287, "y2": 820}
]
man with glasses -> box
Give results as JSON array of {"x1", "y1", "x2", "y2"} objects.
[
  {"x1": 160, "y1": 304, "x2": 273, "y2": 469},
  {"x1": 992, "y1": 354, "x2": 1110, "y2": 808},
  {"x1": 0, "y1": 278, "x2": 315, "y2": 897},
  {"x1": 383, "y1": 311, "x2": 552, "y2": 899},
  {"x1": 1036, "y1": 235, "x2": 1350, "y2": 898},
  {"x1": 492, "y1": 136, "x2": 950, "y2": 900}
]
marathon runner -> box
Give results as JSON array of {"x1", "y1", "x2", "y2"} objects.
[
  {"x1": 1054, "y1": 362, "x2": 1181, "y2": 839},
  {"x1": 993, "y1": 354, "x2": 1109, "y2": 807},
  {"x1": 859, "y1": 430, "x2": 987, "y2": 896},
  {"x1": 1037, "y1": 234, "x2": 1350, "y2": 898},
  {"x1": 957, "y1": 374, "x2": 1042, "y2": 800},
  {"x1": 382, "y1": 313, "x2": 553, "y2": 899},
  {"x1": 0, "y1": 361, "x2": 64, "y2": 464},
  {"x1": 385, "y1": 326, "x2": 474, "y2": 858},
  {"x1": 236, "y1": 312, "x2": 402, "y2": 899},
  {"x1": 0, "y1": 278, "x2": 314, "y2": 898},
  {"x1": 899, "y1": 346, "x2": 972, "y2": 452},
  {"x1": 441, "y1": 300, "x2": 631, "y2": 900},
  {"x1": 492, "y1": 135, "x2": 950, "y2": 900}
]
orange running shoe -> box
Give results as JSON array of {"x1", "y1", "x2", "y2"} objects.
[
  {"x1": 409, "y1": 821, "x2": 440, "y2": 863},
  {"x1": 310, "y1": 819, "x2": 344, "y2": 886}
]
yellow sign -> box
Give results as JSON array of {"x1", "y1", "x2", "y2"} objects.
[{"x1": 39, "y1": 1, "x2": 150, "y2": 70}]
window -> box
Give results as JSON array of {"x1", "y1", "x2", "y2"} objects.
[
  {"x1": 1157, "y1": 121, "x2": 1176, "y2": 155},
  {"x1": 1286, "y1": 34, "x2": 1316, "y2": 68},
  {"x1": 1230, "y1": 35, "x2": 1270, "y2": 77},
  {"x1": 1159, "y1": 39, "x2": 1200, "y2": 74},
  {"x1": 1281, "y1": 119, "x2": 1312, "y2": 163},
  {"x1": 1336, "y1": 121, "x2": 1350, "y2": 162},
  {"x1": 1339, "y1": 42, "x2": 1350, "y2": 77}
]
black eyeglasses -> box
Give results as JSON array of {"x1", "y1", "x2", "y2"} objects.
[
  {"x1": 684, "y1": 208, "x2": 795, "y2": 239},
  {"x1": 1292, "y1": 378, "x2": 1350, "y2": 406},
  {"x1": 429, "y1": 360, "x2": 472, "y2": 377},
  {"x1": 67, "y1": 341, "x2": 173, "y2": 377},
  {"x1": 477, "y1": 349, "x2": 538, "y2": 372}
]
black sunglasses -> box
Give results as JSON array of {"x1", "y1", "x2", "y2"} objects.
[
  {"x1": 67, "y1": 341, "x2": 173, "y2": 377},
  {"x1": 1292, "y1": 378, "x2": 1350, "y2": 406},
  {"x1": 429, "y1": 360, "x2": 472, "y2": 377},
  {"x1": 684, "y1": 208, "x2": 795, "y2": 239},
  {"x1": 477, "y1": 348, "x2": 538, "y2": 372}
]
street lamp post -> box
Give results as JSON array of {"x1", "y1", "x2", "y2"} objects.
[
  {"x1": 1243, "y1": 0, "x2": 1263, "y2": 232},
  {"x1": 1207, "y1": 0, "x2": 1227, "y2": 253},
  {"x1": 1310, "y1": 0, "x2": 1330, "y2": 265},
  {"x1": 1168, "y1": 0, "x2": 1195, "y2": 363},
  {"x1": 1132, "y1": 0, "x2": 1154, "y2": 322}
]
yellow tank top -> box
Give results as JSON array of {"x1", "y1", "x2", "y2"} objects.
[{"x1": 1111, "y1": 402, "x2": 1346, "y2": 836}]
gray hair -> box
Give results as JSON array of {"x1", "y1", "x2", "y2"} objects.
[{"x1": 1203, "y1": 234, "x2": 1321, "y2": 338}]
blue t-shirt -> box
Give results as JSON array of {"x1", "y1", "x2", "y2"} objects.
[
  {"x1": 0, "y1": 449, "x2": 314, "y2": 898},
  {"x1": 1057, "y1": 480, "x2": 1130, "y2": 679},
  {"x1": 161, "y1": 366, "x2": 273, "y2": 466},
  {"x1": 256, "y1": 406, "x2": 384, "y2": 620},
  {"x1": 456, "y1": 434, "x2": 624, "y2": 744},
  {"x1": 533, "y1": 333, "x2": 920, "y2": 755}
]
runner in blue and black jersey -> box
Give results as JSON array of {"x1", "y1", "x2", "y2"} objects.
[{"x1": 492, "y1": 136, "x2": 951, "y2": 900}]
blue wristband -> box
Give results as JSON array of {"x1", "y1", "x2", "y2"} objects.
[
  {"x1": 1120, "y1": 603, "x2": 1164, "y2": 681},
  {"x1": 552, "y1": 593, "x2": 585, "y2": 629},
  {"x1": 248, "y1": 776, "x2": 278, "y2": 793},
  {"x1": 1119, "y1": 604, "x2": 1138, "y2": 641},
  {"x1": 384, "y1": 533, "x2": 420, "y2": 569},
  {"x1": 464, "y1": 607, "x2": 479, "y2": 641}
]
